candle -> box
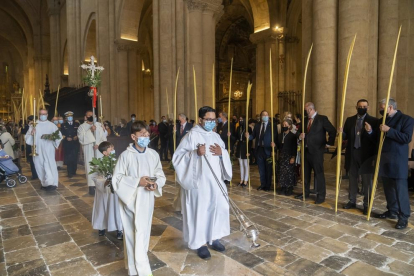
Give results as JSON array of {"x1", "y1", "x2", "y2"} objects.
[
  {"x1": 33, "y1": 98, "x2": 36, "y2": 122},
  {"x1": 100, "y1": 95, "x2": 103, "y2": 119}
]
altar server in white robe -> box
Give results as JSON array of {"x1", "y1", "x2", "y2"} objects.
[
  {"x1": 78, "y1": 110, "x2": 107, "y2": 195},
  {"x1": 91, "y1": 141, "x2": 123, "y2": 240},
  {"x1": 112, "y1": 121, "x2": 166, "y2": 276},
  {"x1": 173, "y1": 106, "x2": 232, "y2": 260},
  {"x1": 25, "y1": 109, "x2": 63, "y2": 191}
]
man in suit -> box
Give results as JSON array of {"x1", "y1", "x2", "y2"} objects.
[
  {"x1": 217, "y1": 112, "x2": 236, "y2": 153},
  {"x1": 369, "y1": 98, "x2": 414, "y2": 229},
  {"x1": 158, "y1": 115, "x2": 170, "y2": 161},
  {"x1": 61, "y1": 111, "x2": 80, "y2": 178},
  {"x1": 340, "y1": 99, "x2": 378, "y2": 214},
  {"x1": 126, "y1": 114, "x2": 136, "y2": 135},
  {"x1": 176, "y1": 113, "x2": 192, "y2": 145},
  {"x1": 21, "y1": 116, "x2": 38, "y2": 180},
  {"x1": 246, "y1": 110, "x2": 278, "y2": 191},
  {"x1": 296, "y1": 102, "x2": 336, "y2": 204}
]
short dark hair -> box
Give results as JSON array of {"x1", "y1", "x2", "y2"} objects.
[
  {"x1": 260, "y1": 110, "x2": 268, "y2": 117},
  {"x1": 98, "y1": 141, "x2": 113, "y2": 154},
  {"x1": 85, "y1": 110, "x2": 92, "y2": 115},
  {"x1": 199, "y1": 106, "x2": 216, "y2": 118},
  {"x1": 357, "y1": 99, "x2": 369, "y2": 105},
  {"x1": 131, "y1": 114, "x2": 136, "y2": 117},
  {"x1": 131, "y1": 120, "x2": 148, "y2": 134}
]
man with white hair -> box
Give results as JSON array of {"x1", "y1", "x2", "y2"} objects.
[
  {"x1": 176, "y1": 113, "x2": 192, "y2": 145},
  {"x1": 367, "y1": 98, "x2": 414, "y2": 229}
]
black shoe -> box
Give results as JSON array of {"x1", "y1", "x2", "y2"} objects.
[
  {"x1": 224, "y1": 180, "x2": 230, "y2": 186},
  {"x1": 343, "y1": 201, "x2": 357, "y2": 209},
  {"x1": 165, "y1": 159, "x2": 170, "y2": 162},
  {"x1": 363, "y1": 206, "x2": 368, "y2": 215},
  {"x1": 238, "y1": 182, "x2": 243, "y2": 187},
  {"x1": 395, "y1": 220, "x2": 408, "y2": 230},
  {"x1": 376, "y1": 211, "x2": 398, "y2": 219},
  {"x1": 98, "y1": 230, "x2": 105, "y2": 236},
  {"x1": 263, "y1": 188, "x2": 270, "y2": 192},
  {"x1": 211, "y1": 240, "x2": 225, "y2": 252},
  {"x1": 294, "y1": 193, "x2": 309, "y2": 200},
  {"x1": 315, "y1": 197, "x2": 325, "y2": 204},
  {"x1": 31, "y1": 177, "x2": 38, "y2": 180},
  {"x1": 241, "y1": 183, "x2": 247, "y2": 188},
  {"x1": 117, "y1": 230, "x2": 123, "y2": 240},
  {"x1": 197, "y1": 246, "x2": 211, "y2": 260},
  {"x1": 257, "y1": 186, "x2": 264, "y2": 191},
  {"x1": 68, "y1": 174, "x2": 73, "y2": 179},
  {"x1": 285, "y1": 187, "x2": 293, "y2": 196},
  {"x1": 89, "y1": 187, "x2": 96, "y2": 196}
]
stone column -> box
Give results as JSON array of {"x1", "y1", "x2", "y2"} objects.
[
  {"x1": 66, "y1": 0, "x2": 82, "y2": 86},
  {"x1": 338, "y1": 0, "x2": 378, "y2": 120},
  {"x1": 312, "y1": 0, "x2": 338, "y2": 126},
  {"x1": 250, "y1": 29, "x2": 279, "y2": 115},
  {"x1": 48, "y1": 6, "x2": 61, "y2": 90},
  {"x1": 378, "y1": 0, "x2": 399, "y2": 100},
  {"x1": 302, "y1": 0, "x2": 313, "y2": 102}
]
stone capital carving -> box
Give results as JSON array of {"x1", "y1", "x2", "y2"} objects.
[
  {"x1": 186, "y1": 0, "x2": 223, "y2": 14},
  {"x1": 249, "y1": 27, "x2": 288, "y2": 44},
  {"x1": 114, "y1": 39, "x2": 145, "y2": 53}
]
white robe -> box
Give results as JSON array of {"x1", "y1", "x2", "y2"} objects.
[
  {"x1": 78, "y1": 122, "x2": 107, "y2": 187},
  {"x1": 25, "y1": 121, "x2": 62, "y2": 187},
  {"x1": 92, "y1": 174, "x2": 123, "y2": 231},
  {"x1": 112, "y1": 144, "x2": 165, "y2": 276},
  {"x1": 172, "y1": 125, "x2": 232, "y2": 250},
  {"x1": 0, "y1": 132, "x2": 15, "y2": 159}
]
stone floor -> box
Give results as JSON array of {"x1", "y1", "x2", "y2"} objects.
[{"x1": 0, "y1": 161, "x2": 413, "y2": 276}]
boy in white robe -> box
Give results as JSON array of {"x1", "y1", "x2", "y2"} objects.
[
  {"x1": 112, "y1": 121, "x2": 166, "y2": 276},
  {"x1": 25, "y1": 109, "x2": 63, "y2": 191},
  {"x1": 78, "y1": 110, "x2": 107, "y2": 195},
  {"x1": 91, "y1": 141, "x2": 123, "y2": 239},
  {"x1": 173, "y1": 106, "x2": 232, "y2": 260}
]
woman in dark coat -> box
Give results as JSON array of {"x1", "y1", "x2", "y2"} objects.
[
  {"x1": 277, "y1": 119, "x2": 298, "y2": 195},
  {"x1": 235, "y1": 117, "x2": 251, "y2": 188}
]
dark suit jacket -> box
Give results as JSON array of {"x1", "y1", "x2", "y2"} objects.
[
  {"x1": 158, "y1": 122, "x2": 169, "y2": 139},
  {"x1": 218, "y1": 121, "x2": 236, "y2": 150},
  {"x1": 249, "y1": 120, "x2": 278, "y2": 156},
  {"x1": 376, "y1": 111, "x2": 414, "y2": 179},
  {"x1": 176, "y1": 122, "x2": 193, "y2": 145},
  {"x1": 343, "y1": 113, "x2": 378, "y2": 172},
  {"x1": 302, "y1": 114, "x2": 336, "y2": 155}
]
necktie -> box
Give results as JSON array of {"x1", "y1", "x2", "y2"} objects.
[
  {"x1": 354, "y1": 117, "x2": 363, "y2": 149},
  {"x1": 307, "y1": 118, "x2": 313, "y2": 133},
  {"x1": 180, "y1": 125, "x2": 184, "y2": 135},
  {"x1": 259, "y1": 123, "x2": 266, "y2": 146}
]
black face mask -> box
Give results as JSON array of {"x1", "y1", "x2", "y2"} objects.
[
  {"x1": 379, "y1": 110, "x2": 385, "y2": 116},
  {"x1": 357, "y1": 108, "x2": 367, "y2": 116},
  {"x1": 282, "y1": 126, "x2": 289, "y2": 132},
  {"x1": 87, "y1": 116, "x2": 93, "y2": 122},
  {"x1": 239, "y1": 120, "x2": 243, "y2": 124}
]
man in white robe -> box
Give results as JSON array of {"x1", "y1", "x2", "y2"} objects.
[
  {"x1": 25, "y1": 109, "x2": 62, "y2": 191},
  {"x1": 113, "y1": 121, "x2": 165, "y2": 276},
  {"x1": 173, "y1": 106, "x2": 232, "y2": 260},
  {"x1": 78, "y1": 110, "x2": 107, "y2": 195}
]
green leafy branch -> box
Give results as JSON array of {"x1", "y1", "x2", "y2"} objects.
[
  {"x1": 41, "y1": 130, "x2": 61, "y2": 141},
  {"x1": 89, "y1": 154, "x2": 116, "y2": 177},
  {"x1": 82, "y1": 70, "x2": 102, "y2": 87}
]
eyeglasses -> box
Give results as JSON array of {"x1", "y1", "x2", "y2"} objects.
[{"x1": 202, "y1": 118, "x2": 216, "y2": 122}]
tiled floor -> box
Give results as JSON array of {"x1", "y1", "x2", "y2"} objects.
[{"x1": 0, "y1": 161, "x2": 413, "y2": 276}]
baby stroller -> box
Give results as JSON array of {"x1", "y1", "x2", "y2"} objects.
[{"x1": 0, "y1": 156, "x2": 27, "y2": 188}]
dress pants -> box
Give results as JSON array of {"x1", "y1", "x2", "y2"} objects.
[
  {"x1": 382, "y1": 177, "x2": 411, "y2": 221},
  {"x1": 64, "y1": 141, "x2": 79, "y2": 177},
  {"x1": 160, "y1": 137, "x2": 168, "y2": 160},
  {"x1": 256, "y1": 147, "x2": 272, "y2": 189},
  {"x1": 304, "y1": 148, "x2": 326, "y2": 199},
  {"x1": 25, "y1": 145, "x2": 38, "y2": 179},
  {"x1": 349, "y1": 148, "x2": 372, "y2": 207}
]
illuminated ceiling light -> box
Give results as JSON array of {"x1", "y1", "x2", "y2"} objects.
[{"x1": 274, "y1": 26, "x2": 279, "y2": 30}]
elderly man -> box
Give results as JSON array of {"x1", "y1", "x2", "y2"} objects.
[
  {"x1": 0, "y1": 125, "x2": 15, "y2": 159},
  {"x1": 295, "y1": 102, "x2": 336, "y2": 204},
  {"x1": 368, "y1": 98, "x2": 414, "y2": 229},
  {"x1": 176, "y1": 113, "x2": 192, "y2": 145}
]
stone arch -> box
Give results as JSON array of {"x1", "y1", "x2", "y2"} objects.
[
  {"x1": 83, "y1": 13, "x2": 97, "y2": 62},
  {"x1": 118, "y1": 0, "x2": 145, "y2": 41},
  {"x1": 248, "y1": 0, "x2": 270, "y2": 32}
]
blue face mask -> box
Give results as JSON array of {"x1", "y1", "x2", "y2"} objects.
[
  {"x1": 204, "y1": 121, "x2": 216, "y2": 132},
  {"x1": 218, "y1": 118, "x2": 222, "y2": 123},
  {"x1": 67, "y1": 116, "x2": 73, "y2": 122},
  {"x1": 53, "y1": 120, "x2": 58, "y2": 125},
  {"x1": 58, "y1": 120, "x2": 64, "y2": 124},
  {"x1": 261, "y1": 116, "x2": 269, "y2": 122},
  {"x1": 137, "y1": 137, "x2": 150, "y2": 148},
  {"x1": 110, "y1": 150, "x2": 115, "y2": 155}
]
